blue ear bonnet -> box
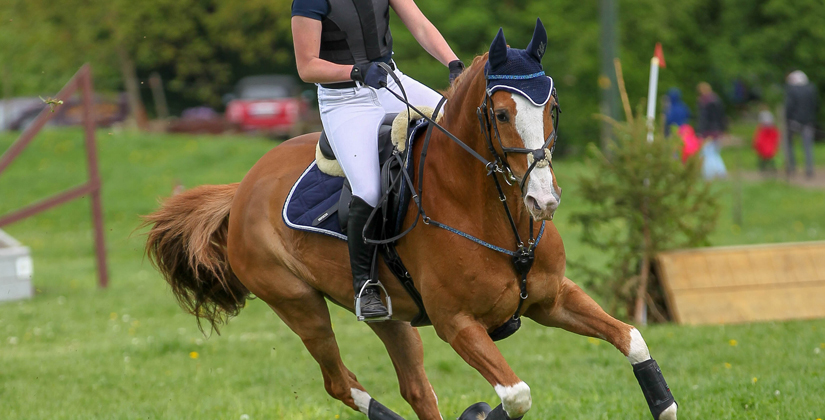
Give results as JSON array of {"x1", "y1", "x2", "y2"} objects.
[{"x1": 485, "y1": 18, "x2": 555, "y2": 107}]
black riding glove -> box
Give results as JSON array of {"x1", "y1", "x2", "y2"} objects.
[
  {"x1": 351, "y1": 62, "x2": 389, "y2": 89},
  {"x1": 449, "y1": 60, "x2": 465, "y2": 85}
]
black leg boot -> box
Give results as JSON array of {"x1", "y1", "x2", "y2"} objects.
[{"x1": 348, "y1": 196, "x2": 389, "y2": 320}]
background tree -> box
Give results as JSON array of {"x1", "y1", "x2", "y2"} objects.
[{"x1": 2, "y1": 0, "x2": 824, "y2": 140}]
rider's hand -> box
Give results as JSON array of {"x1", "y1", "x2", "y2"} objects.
[
  {"x1": 449, "y1": 60, "x2": 465, "y2": 85},
  {"x1": 351, "y1": 62, "x2": 389, "y2": 89}
]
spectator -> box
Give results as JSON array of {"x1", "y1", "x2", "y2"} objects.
[
  {"x1": 784, "y1": 70, "x2": 818, "y2": 178},
  {"x1": 753, "y1": 109, "x2": 780, "y2": 173},
  {"x1": 678, "y1": 124, "x2": 701, "y2": 163},
  {"x1": 697, "y1": 82, "x2": 727, "y2": 179},
  {"x1": 696, "y1": 82, "x2": 727, "y2": 140},
  {"x1": 665, "y1": 87, "x2": 690, "y2": 136}
]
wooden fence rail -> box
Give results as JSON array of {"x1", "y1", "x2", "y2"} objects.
[{"x1": 0, "y1": 64, "x2": 109, "y2": 288}]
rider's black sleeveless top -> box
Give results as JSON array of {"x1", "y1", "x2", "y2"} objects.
[{"x1": 292, "y1": 0, "x2": 394, "y2": 65}]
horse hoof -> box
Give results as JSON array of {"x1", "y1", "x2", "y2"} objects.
[
  {"x1": 658, "y1": 402, "x2": 677, "y2": 420},
  {"x1": 458, "y1": 402, "x2": 492, "y2": 420}
]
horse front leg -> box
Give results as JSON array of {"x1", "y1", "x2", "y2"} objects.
[
  {"x1": 524, "y1": 277, "x2": 678, "y2": 420},
  {"x1": 368, "y1": 321, "x2": 442, "y2": 420},
  {"x1": 443, "y1": 321, "x2": 531, "y2": 419}
]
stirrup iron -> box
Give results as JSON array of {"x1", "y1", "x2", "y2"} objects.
[{"x1": 355, "y1": 280, "x2": 393, "y2": 322}]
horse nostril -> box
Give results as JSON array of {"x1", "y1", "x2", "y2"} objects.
[{"x1": 526, "y1": 196, "x2": 542, "y2": 211}]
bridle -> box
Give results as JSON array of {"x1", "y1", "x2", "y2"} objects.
[
  {"x1": 477, "y1": 85, "x2": 561, "y2": 193},
  {"x1": 367, "y1": 62, "x2": 561, "y2": 321}
]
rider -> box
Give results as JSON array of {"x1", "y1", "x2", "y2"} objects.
[{"x1": 291, "y1": 0, "x2": 464, "y2": 320}]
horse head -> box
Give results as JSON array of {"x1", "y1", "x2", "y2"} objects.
[{"x1": 482, "y1": 18, "x2": 562, "y2": 221}]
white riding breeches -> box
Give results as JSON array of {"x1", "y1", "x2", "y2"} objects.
[{"x1": 317, "y1": 65, "x2": 443, "y2": 207}]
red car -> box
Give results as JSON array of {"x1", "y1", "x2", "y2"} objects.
[{"x1": 224, "y1": 75, "x2": 312, "y2": 137}]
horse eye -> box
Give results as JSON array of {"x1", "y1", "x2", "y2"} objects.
[{"x1": 496, "y1": 112, "x2": 509, "y2": 123}]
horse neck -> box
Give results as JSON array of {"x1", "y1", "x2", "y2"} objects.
[{"x1": 418, "y1": 70, "x2": 531, "y2": 240}]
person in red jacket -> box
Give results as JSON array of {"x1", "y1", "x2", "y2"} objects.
[{"x1": 753, "y1": 109, "x2": 780, "y2": 173}]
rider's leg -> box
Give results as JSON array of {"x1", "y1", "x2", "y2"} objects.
[
  {"x1": 524, "y1": 277, "x2": 678, "y2": 420},
  {"x1": 318, "y1": 85, "x2": 388, "y2": 319},
  {"x1": 347, "y1": 195, "x2": 389, "y2": 319}
]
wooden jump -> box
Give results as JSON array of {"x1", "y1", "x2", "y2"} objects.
[{"x1": 656, "y1": 241, "x2": 825, "y2": 325}]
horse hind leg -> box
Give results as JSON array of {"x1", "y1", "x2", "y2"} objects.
[
  {"x1": 246, "y1": 265, "x2": 367, "y2": 413},
  {"x1": 524, "y1": 277, "x2": 677, "y2": 420}
]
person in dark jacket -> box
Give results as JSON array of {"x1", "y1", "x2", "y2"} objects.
[
  {"x1": 696, "y1": 82, "x2": 726, "y2": 139},
  {"x1": 665, "y1": 87, "x2": 690, "y2": 136},
  {"x1": 784, "y1": 70, "x2": 818, "y2": 178}
]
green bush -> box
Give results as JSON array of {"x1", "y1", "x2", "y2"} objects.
[{"x1": 570, "y1": 116, "x2": 719, "y2": 322}]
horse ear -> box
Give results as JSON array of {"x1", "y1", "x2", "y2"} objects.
[
  {"x1": 526, "y1": 18, "x2": 547, "y2": 62},
  {"x1": 488, "y1": 28, "x2": 508, "y2": 70}
]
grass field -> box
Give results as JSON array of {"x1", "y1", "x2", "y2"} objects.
[{"x1": 1, "y1": 128, "x2": 824, "y2": 419}]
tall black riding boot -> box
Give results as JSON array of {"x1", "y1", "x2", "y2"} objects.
[{"x1": 347, "y1": 196, "x2": 389, "y2": 320}]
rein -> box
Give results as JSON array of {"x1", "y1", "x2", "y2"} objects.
[{"x1": 365, "y1": 63, "x2": 561, "y2": 320}]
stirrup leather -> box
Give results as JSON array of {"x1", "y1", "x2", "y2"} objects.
[{"x1": 355, "y1": 280, "x2": 393, "y2": 322}]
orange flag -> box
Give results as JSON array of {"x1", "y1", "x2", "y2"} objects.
[{"x1": 654, "y1": 42, "x2": 666, "y2": 68}]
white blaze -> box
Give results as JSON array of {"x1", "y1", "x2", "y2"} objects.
[{"x1": 512, "y1": 95, "x2": 560, "y2": 211}]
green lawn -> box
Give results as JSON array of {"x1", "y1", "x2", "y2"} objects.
[{"x1": 1, "y1": 128, "x2": 824, "y2": 419}]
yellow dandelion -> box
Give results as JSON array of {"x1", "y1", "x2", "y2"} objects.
[
  {"x1": 729, "y1": 339, "x2": 738, "y2": 347},
  {"x1": 752, "y1": 377, "x2": 757, "y2": 384},
  {"x1": 335, "y1": 416, "x2": 340, "y2": 419},
  {"x1": 820, "y1": 343, "x2": 824, "y2": 349},
  {"x1": 190, "y1": 351, "x2": 199, "y2": 359},
  {"x1": 724, "y1": 362, "x2": 732, "y2": 369},
  {"x1": 587, "y1": 337, "x2": 601, "y2": 346},
  {"x1": 110, "y1": 312, "x2": 118, "y2": 320}
]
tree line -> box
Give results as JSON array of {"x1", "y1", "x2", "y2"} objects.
[{"x1": 1, "y1": 0, "x2": 822, "y2": 146}]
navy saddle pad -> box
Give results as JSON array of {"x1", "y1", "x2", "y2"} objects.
[{"x1": 282, "y1": 117, "x2": 429, "y2": 239}]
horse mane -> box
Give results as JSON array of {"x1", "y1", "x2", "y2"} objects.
[{"x1": 444, "y1": 53, "x2": 489, "y2": 102}]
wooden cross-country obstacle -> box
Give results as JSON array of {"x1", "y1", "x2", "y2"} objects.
[{"x1": 656, "y1": 241, "x2": 825, "y2": 325}]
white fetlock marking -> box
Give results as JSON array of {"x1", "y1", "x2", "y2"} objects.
[
  {"x1": 627, "y1": 328, "x2": 652, "y2": 365},
  {"x1": 350, "y1": 388, "x2": 371, "y2": 416},
  {"x1": 659, "y1": 402, "x2": 677, "y2": 420},
  {"x1": 494, "y1": 381, "x2": 532, "y2": 418}
]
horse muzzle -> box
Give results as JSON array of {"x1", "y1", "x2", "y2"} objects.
[{"x1": 524, "y1": 191, "x2": 560, "y2": 221}]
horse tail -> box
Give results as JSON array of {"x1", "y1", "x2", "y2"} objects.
[{"x1": 141, "y1": 183, "x2": 248, "y2": 333}]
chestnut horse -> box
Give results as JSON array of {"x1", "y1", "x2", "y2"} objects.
[{"x1": 144, "y1": 23, "x2": 677, "y2": 420}]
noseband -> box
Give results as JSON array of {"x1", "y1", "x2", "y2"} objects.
[{"x1": 476, "y1": 88, "x2": 561, "y2": 192}]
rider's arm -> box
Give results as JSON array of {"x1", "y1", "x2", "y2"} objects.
[
  {"x1": 390, "y1": 0, "x2": 459, "y2": 67},
  {"x1": 291, "y1": 16, "x2": 355, "y2": 84}
]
